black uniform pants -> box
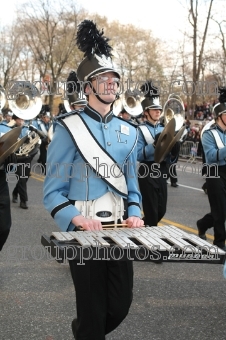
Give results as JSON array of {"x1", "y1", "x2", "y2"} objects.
[
  {"x1": 69, "y1": 260, "x2": 133, "y2": 340},
  {"x1": 198, "y1": 166, "x2": 226, "y2": 248},
  {"x1": 38, "y1": 140, "x2": 48, "y2": 174},
  {"x1": 138, "y1": 162, "x2": 168, "y2": 226},
  {"x1": 0, "y1": 171, "x2": 11, "y2": 251},
  {"x1": 12, "y1": 157, "x2": 31, "y2": 202},
  {"x1": 168, "y1": 163, "x2": 178, "y2": 184}
]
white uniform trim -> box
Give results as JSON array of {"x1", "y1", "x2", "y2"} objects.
[
  {"x1": 62, "y1": 114, "x2": 128, "y2": 196},
  {"x1": 211, "y1": 130, "x2": 225, "y2": 149},
  {"x1": 139, "y1": 125, "x2": 155, "y2": 144}
]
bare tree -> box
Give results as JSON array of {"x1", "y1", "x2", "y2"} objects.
[
  {"x1": 188, "y1": 0, "x2": 213, "y2": 113},
  {"x1": 0, "y1": 24, "x2": 23, "y2": 89},
  {"x1": 212, "y1": 18, "x2": 226, "y2": 83},
  {"x1": 17, "y1": 0, "x2": 83, "y2": 110}
]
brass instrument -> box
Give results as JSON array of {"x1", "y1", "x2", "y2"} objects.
[
  {"x1": 15, "y1": 131, "x2": 40, "y2": 157},
  {"x1": 161, "y1": 93, "x2": 185, "y2": 131},
  {"x1": 8, "y1": 81, "x2": 42, "y2": 120},
  {"x1": 112, "y1": 95, "x2": 123, "y2": 116},
  {"x1": 154, "y1": 94, "x2": 186, "y2": 163},
  {"x1": 0, "y1": 127, "x2": 22, "y2": 165},
  {"x1": 7, "y1": 81, "x2": 43, "y2": 157},
  {"x1": 121, "y1": 89, "x2": 143, "y2": 117}
]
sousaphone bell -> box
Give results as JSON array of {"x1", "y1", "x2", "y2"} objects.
[
  {"x1": 8, "y1": 81, "x2": 42, "y2": 120},
  {"x1": 161, "y1": 93, "x2": 185, "y2": 131},
  {"x1": 121, "y1": 89, "x2": 143, "y2": 117},
  {"x1": 154, "y1": 94, "x2": 186, "y2": 163}
]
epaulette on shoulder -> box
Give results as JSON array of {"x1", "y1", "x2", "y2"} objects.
[
  {"x1": 115, "y1": 115, "x2": 137, "y2": 128},
  {"x1": 209, "y1": 123, "x2": 217, "y2": 130},
  {"x1": 55, "y1": 109, "x2": 82, "y2": 120}
]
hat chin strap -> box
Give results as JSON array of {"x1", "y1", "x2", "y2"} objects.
[
  {"x1": 92, "y1": 87, "x2": 114, "y2": 105},
  {"x1": 220, "y1": 114, "x2": 226, "y2": 127},
  {"x1": 147, "y1": 111, "x2": 159, "y2": 123}
]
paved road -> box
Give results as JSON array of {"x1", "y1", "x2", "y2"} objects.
[{"x1": 1, "y1": 158, "x2": 225, "y2": 340}]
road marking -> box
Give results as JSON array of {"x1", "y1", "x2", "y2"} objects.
[
  {"x1": 30, "y1": 172, "x2": 45, "y2": 182},
  {"x1": 161, "y1": 218, "x2": 214, "y2": 241},
  {"x1": 168, "y1": 182, "x2": 204, "y2": 191}
]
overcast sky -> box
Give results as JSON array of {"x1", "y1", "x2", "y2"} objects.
[{"x1": 0, "y1": 0, "x2": 187, "y2": 42}]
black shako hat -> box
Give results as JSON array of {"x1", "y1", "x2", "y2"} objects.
[
  {"x1": 140, "y1": 80, "x2": 162, "y2": 111},
  {"x1": 214, "y1": 87, "x2": 226, "y2": 116},
  {"x1": 76, "y1": 20, "x2": 120, "y2": 82},
  {"x1": 66, "y1": 70, "x2": 87, "y2": 108}
]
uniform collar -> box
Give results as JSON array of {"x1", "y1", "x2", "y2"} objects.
[
  {"x1": 216, "y1": 123, "x2": 226, "y2": 134},
  {"x1": 84, "y1": 105, "x2": 113, "y2": 123},
  {"x1": 145, "y1": 120, "x2": 160, "y2": 128}
]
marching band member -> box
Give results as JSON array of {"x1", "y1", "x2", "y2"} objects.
[
  {"x1": 11, "y1": 115, "x2": 38, "y2": 209},
  {"x1": 1, "y1": 110, "x2": 13, "y2": 125},
  {"x1": 31, "y1": 106, "x2": 52, "y2": 174},
  {"x1": 196, "y1": 87, "x2": 226, "y2": 250},
  {"x1": 0, "y1": 124, "x2": 17, "y2": 250},
  {"x1": 137, "y1": 80, "x2": 168, "y2": 226},
  {"x1": 65, "y1": 70, "x2": 87, "y2": 111},
  {"x1": 43, "y1": 20, "x2": 143, "y2": 340}
]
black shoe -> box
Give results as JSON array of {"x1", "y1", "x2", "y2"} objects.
[
  {"x1": 71, "y1": 318, "x2": 77, "y2": 339},
  {"x1": 12, "y1": 195, "x2": 18, "y2": 203},
  {"x1": 171, "y1": 183, "x2": 178, "y2": 187},
  {"x1": 196, "y1": 220, "x2": 206, "y2": 240},
  {"x1": 20, "y1": 201, "x2": 28, "y2": 209},
  {"x1": 202, "y1": 183, "x2": 207, "y2": 194}
]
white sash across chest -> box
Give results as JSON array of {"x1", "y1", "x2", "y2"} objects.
[{"x1": 61, "y1": 114, "x2": 128, "y2": 197}]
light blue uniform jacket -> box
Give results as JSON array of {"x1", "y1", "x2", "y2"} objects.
[
  {"x1": 31, "y1": 119, "x2": 51, "y2": 136},
  {"x1": 202, "y1": 124, "x2": 226, "y2": 165},
  {"x1": 43, "y1": 105, "x2": 142, "y2": 231},
  {"x1": 137, "y1": 122, "x2": 164, "y2": 162}
]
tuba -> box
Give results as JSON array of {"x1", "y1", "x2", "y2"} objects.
[
  {"x1": 7, "y1": 81, "x2": 43, "y2": 157},
  {"x1": 8, "y1": 81, "x2": 42, "y2": 120},
  {"x1": 154, "y1": 94, "x2": 186, "y2": 163},
  {"x1": 121, "y1": 89, "x2": 143, "y2": 117},
  {"x1": 161, "y1": 93, "x2": 185, "y2": 131},
  {"x1": 15, "y1": 131, "x2": 40, "y2": 157}
]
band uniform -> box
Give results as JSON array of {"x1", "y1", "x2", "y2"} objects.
[{"x1": 43, "y1": 20, "x2": 144, "y2": 340}]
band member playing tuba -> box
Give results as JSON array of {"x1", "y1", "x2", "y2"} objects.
[
  {"x1": 43, "y1": 20, "x2": 144, "y2": 340},
  {"x1": 7, "y1": 81, "x2": 43, "y2": 208},
  {"x1": 137, "y1": 81, "x2": 181, "y2": 226},
  {"x1": 11, "y1": 114, "x2": 40, "y2": 209}
]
